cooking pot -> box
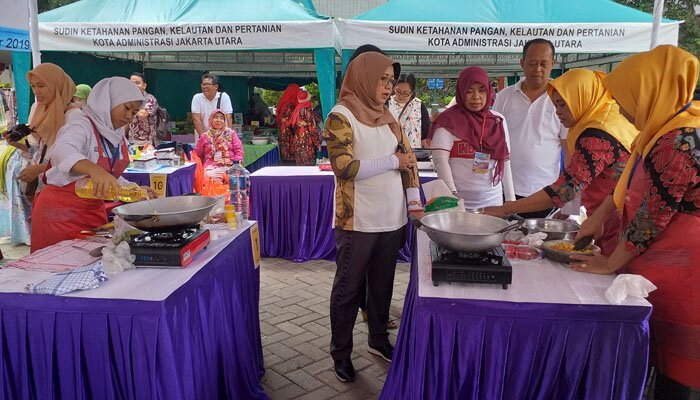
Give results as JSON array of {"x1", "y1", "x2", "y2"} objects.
[
  {"x1": 112, "y1": 196, "x2": 218, "y2": 231},
  {"x1": 412, "y1": 212, "x2": 515, "y2": 252},
  {"x1": 520, "y1": 218, "x2": 579, "y2": 240}
]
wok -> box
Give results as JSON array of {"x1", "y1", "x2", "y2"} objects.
[
  {"x1": 412, "y1": 212, "x2": 514, "y2": 252},
  {"x1": 112, "y1": 196, "x2": 218, "y2": 231}
]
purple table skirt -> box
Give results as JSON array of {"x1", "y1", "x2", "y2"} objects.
[
  {"x1": 379, "y1": 234, "x2": 651, "y2": 400},
  {"x1": 0, "y1": 227, "x2": 267, "y2": 400},
  {"x1": 246, "y1": 147, "x2": 280, "y2": 173},
  {"x1": 249, "y1": 173, "x2": 434, "y2": 262},
  {"x1": 123, "y1": 163, "x2": 196, "y2": 196}
]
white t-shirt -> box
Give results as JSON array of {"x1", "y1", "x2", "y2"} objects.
[
  {"x1": 431, "y1": 111, "x2": 514, "y2": 208},
  {"x1": 191, "y1": 92, "x2": 233, "y2": 131},
  {"x1": 492, "y1": 79, "x2": 567, "y2": 196}
]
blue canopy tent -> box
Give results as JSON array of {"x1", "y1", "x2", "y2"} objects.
[
  {"x1": 35, "y1": 0, "x2": 336, "y2": 119},
  {"x1": 0, "y1": 0, "x2": 33, "y2": 123},
  {"x1": 338, "y1": 0, "x2": 681, "y2": 76}
]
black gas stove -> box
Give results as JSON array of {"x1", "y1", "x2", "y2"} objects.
[
  {"x1": 128, "y1": 227, "x2": 210, "y2": 268},
  {"x1": 430, "y1": 242, "x2": 512, "y2": 289}
]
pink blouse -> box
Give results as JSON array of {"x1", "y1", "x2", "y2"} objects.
[{"x1": 194, "y1": 128, "x2": 244, "y2": 168}]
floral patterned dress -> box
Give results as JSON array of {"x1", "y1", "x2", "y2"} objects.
[
  {"x1": 277, "y1": 102, "x2": 296, "y2": 162},
  {"x1": 127, "y1": 93, "x2": 158, "y2": 143},
  {"x1": 621, "y1": 127, "x2": 700, "y2": 387},
  {"x1": 543, "y1": 128, "x2": 630, "y2": 254},
  {"x1": 291, "y1": 106, "x2": 319, "y2": 166},
  {"x1": 388, "y1": 97, "x2": 423, "y2": 149}
]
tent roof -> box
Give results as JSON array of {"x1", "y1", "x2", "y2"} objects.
[
  {"x1": 339, "y1": 0, "x2": 680, "y2": 54},
  {"x1": 40, "y1": 0, "x2": 328, "y2": 23},
  {"x1": 38, "y1": 0, "x2": 335, "y2": 52},
  {"x1": 355, "y1": 0, "x2": 675, "y2": 23}
]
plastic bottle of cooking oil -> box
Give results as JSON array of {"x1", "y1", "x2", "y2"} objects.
[{"x1": 74, "y1": 177, "x2": 147, "y2": 202}]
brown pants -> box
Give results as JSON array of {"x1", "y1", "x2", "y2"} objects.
[{"x1": 330, "y1": 227, "x2": 405, "y2": 360}]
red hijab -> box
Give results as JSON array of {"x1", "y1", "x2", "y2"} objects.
[
  {"x1": 277, "y1": 84, "x2": 300, "y2": 128},
  {"x1": 291, "y1": 90, "x2": 312, "y2": 126},
  {"x1": 429, "y1": 66, "x2": 508, "y2": 184}
]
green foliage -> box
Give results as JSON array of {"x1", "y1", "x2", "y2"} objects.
[
  {"x1": 614, "y1": 0, "x2": 700, "y2": 56},
  {"x1": 258, "y1": 82, "x2": 320, "y2": 110},
  {"x1": 414, "y1": 77, "x2": 457, "y2": 107},
  {"x1": 260, "y1": 89, "x2": 282, "y2": 108},
  {"x1": 38, "y1": 0, "x2": 79, "y2": 12}
]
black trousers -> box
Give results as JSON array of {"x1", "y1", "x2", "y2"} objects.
[
  {"x1": 515, "y1": 194, "x2": 556, "y2": 219},
  {"x1": 330, "y1": 227, "x2": 405, "y2": 360}
]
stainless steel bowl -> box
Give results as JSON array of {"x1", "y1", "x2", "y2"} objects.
[
  {"x1": 412, "y1": 148, "x2": 432, "y2": 160},
  {"x1": 521, "y1": 218, "x2": 580, "y2": 240}
]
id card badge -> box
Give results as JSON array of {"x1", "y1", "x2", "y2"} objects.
[
  {"x1": 472, "y1": 151, "x2": 491, "y2": 174},
  {"x1": 214, "y1": 151, "x2": 223, "y2": 162}
]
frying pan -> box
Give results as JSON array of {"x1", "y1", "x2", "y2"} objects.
[{"x1": 112, "y1": 196, "x2": 218, "y2": 231}]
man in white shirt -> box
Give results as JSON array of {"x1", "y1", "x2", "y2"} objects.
[
  {"x1": 191, "y1": 73, "x2": 233, "y2": 136},
  {"x1": 492, "y1": 38, "x2": 568, "y2": 218}
]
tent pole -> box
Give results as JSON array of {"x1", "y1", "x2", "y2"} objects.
[
  {"x1": 650, "y1": 0, "x2": 664, "y2": 49},
  {"x1": 28, "y1": 0, "x2": 41, "y2": 67}
]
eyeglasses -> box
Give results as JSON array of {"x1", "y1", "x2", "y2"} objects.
[
  {"x1": 394, "y1": 89, "x2": 412, "y2": 97},
  {"x1": 201, "y1": 82, "x2": 215, "y2": 87},
  {"x1": 379, "y1": 75, "x2": 397, "y2": 88}
]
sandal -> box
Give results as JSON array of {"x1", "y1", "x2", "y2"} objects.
[{"x1": 387, "y1": 319, "x2": 398, "y2": 330}]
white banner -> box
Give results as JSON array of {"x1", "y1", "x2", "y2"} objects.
[
  {"x1": 38, "y1": 20, "x2": 334, "y2": 51},
  {"x1": 339, "y1": 19, "x2": 680, "y2": 53}
]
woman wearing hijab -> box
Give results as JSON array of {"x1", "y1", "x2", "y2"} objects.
[
  {"x1": 570, "y1": 45, "x2": 700, "y2": 398},
  {"x1": 276, "y1": 84, "x2": 300, "y2": 164},
  {"x1": 290, "y1": 89, "x2": 319, "y2": 166},
  {"x1": 323, "y1": 52, "x2": 421, "y2": 383},
  {"x1": 0, "y1": 63, "x2": 77, "y2": 245},
  {"x1": 430, "y1": 66, "x2": 515, "y2": 209},
  {"x1": 484, "y1": 69, "x2": 637, "y2": 256},
  {"x1": 30, "y1": 77, "x2": 147, "y2": 252},
  {"x1": 193, "y1": 108, "x2": 244, "y2": 169},
  {"x1": 71, "y1": 84, "x2": 92, "y2": 109}
]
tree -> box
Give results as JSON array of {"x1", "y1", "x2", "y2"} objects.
[
  {"x1": 38, "y1": 0, "x2": 79, "y2": 12},
  {"x1": 614, "y1": 0, "x2": 700, "y2": 56}
]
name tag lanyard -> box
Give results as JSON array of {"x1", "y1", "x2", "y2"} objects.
[{"x1": 99, "y1": 135, "x2": 121, "y2": 174}]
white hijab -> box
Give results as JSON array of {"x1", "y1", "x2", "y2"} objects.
[{"x1": 83, "y1": 77, "x2": 144, "y2": 145}]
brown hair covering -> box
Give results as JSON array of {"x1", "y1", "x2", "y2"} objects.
[
  {"x1": 337, "y1": 52, "x2": 400, "y2": 131},
  {"x1": 26, "y1": 63, "x2": 76, "y2": 146}
]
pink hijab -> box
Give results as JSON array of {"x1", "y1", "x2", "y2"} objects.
[{"x1": 429, "y1": 67, "x2": 508, "y2": 184}]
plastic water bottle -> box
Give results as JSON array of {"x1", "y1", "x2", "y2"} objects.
[{"x1": 227, "y1": 160, "x2": 250, "y2": 220}]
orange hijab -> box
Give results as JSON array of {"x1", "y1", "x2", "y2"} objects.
[
  {"x1": 547, "y1": 68, "x2": 637, "y2": 155},
  {"x1": 337, "y1": 52, "x2": 400, "y2": 133},
  {"x1": 26, "y1": 63, "x2": 75, "y2": 146},
  {"x1": 603, "y1": 45, "x2": 700, "y2": 210}
]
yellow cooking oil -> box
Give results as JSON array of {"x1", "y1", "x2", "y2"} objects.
[{"x1": 75, "y1": 178, "x2": 147, "y2": 202}]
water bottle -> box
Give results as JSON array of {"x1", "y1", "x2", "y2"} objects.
[{"x1": 227, "y1": 160, "x2": 250, "y2": 220}]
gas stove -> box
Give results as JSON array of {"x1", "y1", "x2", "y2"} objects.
[
  {"x1": 430, "y1": 242, "x2": 512, "y2": 289},
  {"x1": 128, "y1": 227, "x2": 210, "y2": 268}
]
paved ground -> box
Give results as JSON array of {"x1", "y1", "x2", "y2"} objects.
[
  {"x1": 258, "y1": 257, "x2": 410, "y2": 400},
  {"x1": 0, "y1": 240, "x2": 408, "y2": 400}
]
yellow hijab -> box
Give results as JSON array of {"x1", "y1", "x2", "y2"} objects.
[
  {"x1": 603, "y1": 45, "x2": 700, "y2": 210},
  {"x1": 547, "y1": 68, "x2": 637, "y2": 155},
  {"x1": 26, "y1": 63, "x2": 76, "y2": 147}
]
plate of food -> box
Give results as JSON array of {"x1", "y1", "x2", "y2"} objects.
[{"x1": 541, "y1": 239, "x2": 600, "y2": 264}]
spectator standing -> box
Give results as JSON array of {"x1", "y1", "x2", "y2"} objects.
[{"x1": 492, "y1": 38, "x2": 568, "y2": 218}]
